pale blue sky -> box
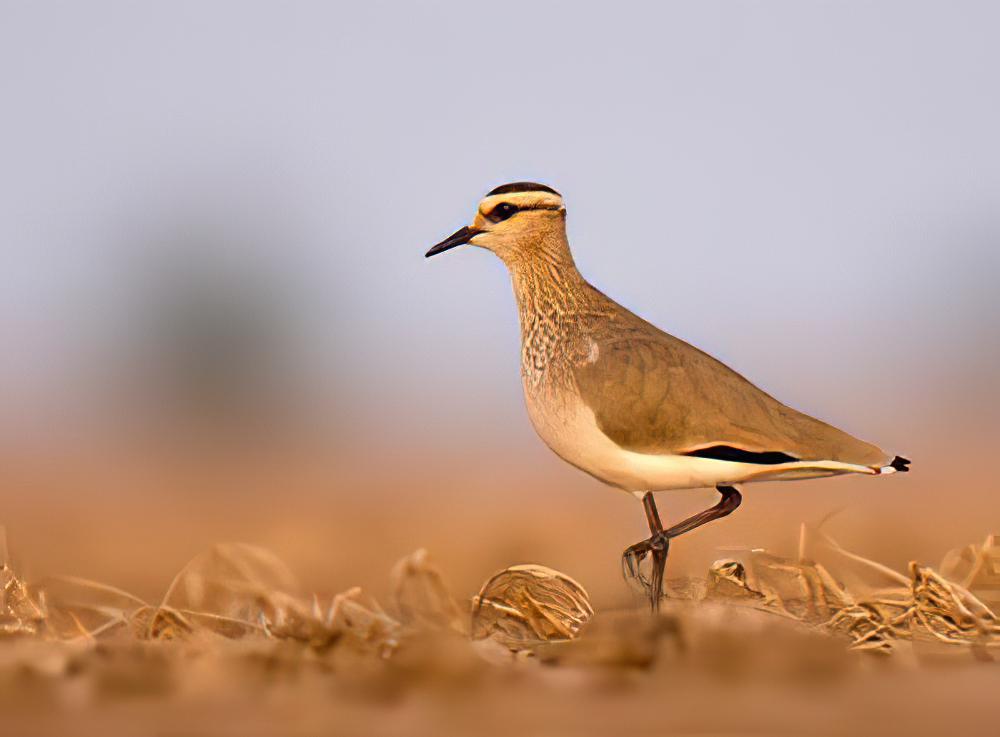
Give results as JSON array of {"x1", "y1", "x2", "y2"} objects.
[{"x1": 2, "y1": 1, "x2": 998, "y2": 457}]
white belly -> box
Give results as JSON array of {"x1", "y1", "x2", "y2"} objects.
[{"x1": 523, "y1": 392, "x2": 873, "y2": 492}]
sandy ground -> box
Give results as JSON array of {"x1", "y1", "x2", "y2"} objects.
[{"x1": 2, "y1": 440, "x2": 999, "y2": 737}]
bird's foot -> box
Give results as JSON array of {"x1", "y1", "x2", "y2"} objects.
[
  {"x1": 622, "y1": 533, "x2": 670, "y2": 608},
  {"x1": 622, "y1": 539, "x2": 651, "y2": 586}
]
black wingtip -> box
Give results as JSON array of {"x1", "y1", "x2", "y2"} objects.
[{"x1": 889, "y1": 455, "x2": 911, "y2": 473}]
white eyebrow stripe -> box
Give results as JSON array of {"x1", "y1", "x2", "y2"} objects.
[{"x1": 480, "y1": 191, "x2": 564, "y2": 212}]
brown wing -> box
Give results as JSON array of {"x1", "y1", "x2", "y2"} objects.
[{"x1": 572, "y1": 323, "x2": 888, "y2": 467}]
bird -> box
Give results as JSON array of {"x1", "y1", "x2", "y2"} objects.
[{"x1": 425, "y1": 182, "x2": 910, "y2": 610}]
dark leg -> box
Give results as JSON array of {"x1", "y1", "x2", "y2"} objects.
[
  {"x1": 622, "y1": 492, "x2": 669, "y2": 610},
  {"x1": 622, "y1": 485, "x2": 743, "y2": 611},
  {"x1": 621, "y1": 492, "x2": 669, "y2": 609}
]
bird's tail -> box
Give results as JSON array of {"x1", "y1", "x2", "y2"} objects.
[{"x1": 880, "y1": 455, "x2": 911, "y2": 474}]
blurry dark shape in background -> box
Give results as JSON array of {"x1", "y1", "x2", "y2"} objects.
[{"x1": 118, "y1": 216, "x2": 315, "y2": 448}]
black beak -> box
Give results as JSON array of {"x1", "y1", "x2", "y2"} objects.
[{"x1": 425, "y1": 226, "x2": 480, "y2": 258}]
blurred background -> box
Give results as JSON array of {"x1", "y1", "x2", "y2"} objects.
[{"x1": 1, "y1": 0, "x2": 998, "y2": 608}]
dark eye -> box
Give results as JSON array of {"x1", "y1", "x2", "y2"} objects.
[{"x1": 489, "y1": 202, "x2": 519, "y2": 222}]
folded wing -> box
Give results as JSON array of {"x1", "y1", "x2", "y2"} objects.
[{"x1": 571, "y1": 324, "x2": 889, "y2": 469}]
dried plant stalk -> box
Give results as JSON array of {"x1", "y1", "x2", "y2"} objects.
[
  {"x1": 940, "y1": 534, "x2": 1000, "y2": 606},
  {"x1": 1, "y1": 563, "x2": 47, "y2": 638},
  {"x1": 708, "y1": 527, "x2": 1000, "y2": 654},
  {"x1": 157, "y1": 543, "x2": 300, "y2": 634},
  {"x1": 321, "y1": 587, "x2": 401, "y2": 657},
  {"x1": 471, "y1": 564, "x2": 593, "y2": 650},
  {"x1": 707, "y1": 559, "x2": 763, "y2": 602},
  {"x1": 390, "y1": 549, "x2": 467, "y2": 635},
  {"x1": 907, "y1": 563, "x2": 1000, "y2": 645},
  {"x1": 0, "y1": 528, "x2": 47, "y2": 638}
]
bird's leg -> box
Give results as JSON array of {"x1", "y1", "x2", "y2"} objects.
[
  {"x1": 622, "y1": 492, "x2": 669, "y2": 610},
  {"x1": 622, "y1": 486, "x2": 743, "y2": 611},
  {"x1": 659, "y1": 485, "x2": 742, "y2": 540}
]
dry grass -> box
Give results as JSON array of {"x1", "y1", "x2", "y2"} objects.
[{"x1": 2, "y1": 524, "x2": 999, "y2": 736}]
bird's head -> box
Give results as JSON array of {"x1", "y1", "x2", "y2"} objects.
[{"x1": 425, "y1": 182, "x2": 569, "y2": 266}]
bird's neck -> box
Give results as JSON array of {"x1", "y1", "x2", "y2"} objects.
[
  {"x1": 507, "y1": 241, "x2": 593, "y2": 328},
  {"x1": 505, "y1": 235, "x2": 613, "y2": 389}
]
